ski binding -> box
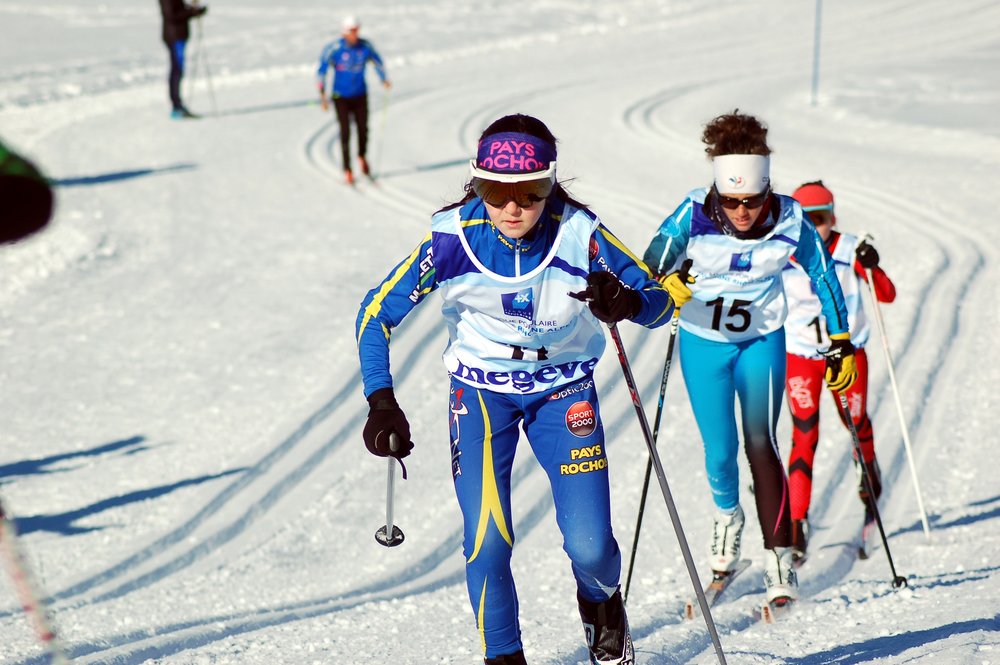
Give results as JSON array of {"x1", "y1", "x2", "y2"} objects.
[{"x1": 684, "y1": 559, "x2": 752, "y2": 619}]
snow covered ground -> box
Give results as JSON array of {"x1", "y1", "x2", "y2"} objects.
[{"x1": 1, "y1": 0, "x2": 999, "y2": 663}]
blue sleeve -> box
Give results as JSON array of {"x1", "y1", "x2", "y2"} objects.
[
  {"x1": 642, "y1": 198, "x2": 693, "y2": 275},
  {"x1": 792, "y1": 219, "x2": 850, "y2": 336},
  {"x1": 356, "y1": 233, "x2": 437, "y2": 397},
  {"x1": 317, "y1": 42, "x2": 335, "y2": 89},
  {"x1": 591, "y1": 224, "x2": 673, "y2": 328},
  {"x1": 368, "y1": 44, "x2": 387, "y2": 82}
]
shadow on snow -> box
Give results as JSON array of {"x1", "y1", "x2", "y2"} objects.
[
  {"x1": 50, "y1": 162, "x2": 196, "y2": 187},
  {"x1": 777, "y1": 614, "x2": 999, "y2": 664},
  {"x1": 14, "y1": 468, "x2": 246, "y2": 536},
  {"x1": 0, "y1": 436, "x2": 150, "y2": 481},
  {"x1": 211, "y1": 97, "x2": 318, "y2": 118}
]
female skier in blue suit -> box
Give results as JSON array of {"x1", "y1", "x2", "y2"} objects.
[
  {"x1": 356, "y1": 114, "x2": 672, "y2": 664},
  {"x1": 642, "y1": 110, "x2": 856, "y2": 609}
]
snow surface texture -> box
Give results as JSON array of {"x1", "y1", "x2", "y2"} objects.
[{"x1": 1, "y1": 0, "x2": 999, "y2": 663}]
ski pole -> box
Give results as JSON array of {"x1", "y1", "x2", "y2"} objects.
[
  {"x1": 862, "y1": 255, "x2": 930, "y2": 538},
  {"x1": 185, "y1": 25, "x2": 201, "y2": 108},
  {"x1": 607, "y1": 322, "x2": 728, "y2": 665},
  {"x1": 0, "y1": 496, "x2": 69, "y2": 664},
  {"x1": 373, "y1": 88, "x2": 391, "y2": 179},
  {"x1": 194, "y1": 12, "x2": 218, "y2": 116},
  {"x1": 836, "y1": 391, "x2": 908, "y2": 588},
  {"x1": 375, "y1": 433, "x2": 405, "y2": 547},
  {"x1": 623, "y1": 258, "x2": 691, "y2": 604}
]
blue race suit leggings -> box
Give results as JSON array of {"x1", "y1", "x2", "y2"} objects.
[
  {"x1": 448, "y1": 376, "x2": 622, "y2": 658},
  {"x1": 167, "y1": 40, "x2": 187, "y2": 111},
  {"x1": 679, "y1": 328, "x2": 792, "y2": 549}
]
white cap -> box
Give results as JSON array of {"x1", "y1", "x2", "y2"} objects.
[
  {"x1": 712, "y1": 154, "x2": 770, "y2": 194},
  {"x1": 342, "y1": 15, "x2": 360, "y2": 32}
]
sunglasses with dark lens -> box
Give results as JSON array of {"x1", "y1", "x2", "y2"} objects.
[
  {"x1": 717, "y1": 189, "x2": 770, "y2": 210},
  {"x1": 473, "y1": 177, "x2": 553, "y2": 208},
  {"x1": 806, "y1": 210, "x2": 834, "y2": 225}
]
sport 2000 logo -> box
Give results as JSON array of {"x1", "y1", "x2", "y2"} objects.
[{"x1": 565, "y1": 401, "x2": 597, "y2": 438}]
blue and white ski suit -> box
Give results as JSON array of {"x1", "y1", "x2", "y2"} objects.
[
  {"x1": 357, "y1": 196, "x2": 671, "y2": 657},
  {"x1": 643, "y1": 188, "x2": 848, "y2": 549},
  {"x1": 316, "y1": 37, "x2": 386, "y2": 99}
]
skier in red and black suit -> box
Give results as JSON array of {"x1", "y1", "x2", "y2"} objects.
[{"x1": 780, "y1": 181, "x2": 896, "y2": 562}]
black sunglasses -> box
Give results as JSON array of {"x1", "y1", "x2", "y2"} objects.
[
  {"x1": 717, "y1": 188, "x2": 770, "y2": 210},
  {"x1": 806, "y1": 209, "x2": 834, "y2": 225},
  {"x1": 473, "y1": 177, "x2": 553, "y2": 209}
]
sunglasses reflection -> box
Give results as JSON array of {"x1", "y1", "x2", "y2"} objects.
[
  {"x1": 717, "y1": 188, "x2": 770, "y2": 210},
  {"x1": 473, "y1": 177, "x2": 554, "y2": 208}
]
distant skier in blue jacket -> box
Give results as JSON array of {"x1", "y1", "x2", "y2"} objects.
[
  {"x1": 316, "y1": 15, "x2": 390, "y2": 184},
  {"x1": 643, "y1": 110, "x2": 856, "y2": 611},
  {"x1": 356, "y1": 114, "x2": 672, "y2": 664}
]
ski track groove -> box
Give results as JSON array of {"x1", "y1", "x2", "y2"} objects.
[
  {"x1": 11, "y1": 35, "x2": 989, "y2": 658},
  {"x1": 40, "y1": 300, "x2": 446, "y2": 612},
  {"x1": 834, "y1": 181, "x2": 985, "y2": 538},
  {"x1": 26, "y1": 415, "x2": 564, "y2": 663},
  {"x1": 31, "y1": 364, "x2": 671, "y2": 665}
]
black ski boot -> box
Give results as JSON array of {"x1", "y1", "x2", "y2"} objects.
[
  {"x1": 858, "y1": 459, "x2": 882, "y2": 506},
  {"x1": 578, "y1": 589, "x2": 634, "y2": 665},
  {"x1": 791, "y1": 518, "x2": 809, "y2": 564},
  {"x1": 485, "y1": 650, "x2": 527, "y2": 664}
]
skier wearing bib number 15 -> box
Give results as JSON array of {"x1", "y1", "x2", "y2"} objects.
[
  {"x1": 781, "y1": 180, "x2": 896, "y2": 563},
  {"x1": 356, "y1": 114, "x2": 672, "y2": 664},
  {"x1": 641, "y1": 110, "x2": 856, "y2": 612}
]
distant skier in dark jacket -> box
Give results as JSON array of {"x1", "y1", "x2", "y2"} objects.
[
  {"x1": 316, "y1": 15, "x2": 390, "y2": 184},
  {"x1": 158, "y1": 0, "x2": 208, "y2": 119},
  {"x1": 1, "y1": 138, "x2": 53, "y2": 244}
]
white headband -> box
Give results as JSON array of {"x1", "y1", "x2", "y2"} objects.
[{"x1": 712, "y1": 154, "x2": 770, "y2": 194}]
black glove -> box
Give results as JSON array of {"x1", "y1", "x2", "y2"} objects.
[
  {"x1": 363, "y1": 388, "x2": 414, "y2": 459},
  {"x1": 571, "y1": 271, "x2": 641, "y2": 324},
  {"x1": 193, "y1": 5, "x2": 208, "y2": 17},
  {"x1": 856, "y1": 240, "x2": 879, "y2": 270}
]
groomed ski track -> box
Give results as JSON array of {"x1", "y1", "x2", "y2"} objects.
[{"x1": 1, "y1": 1, "x2": 997, "y2": 663}]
